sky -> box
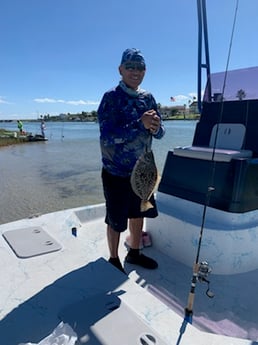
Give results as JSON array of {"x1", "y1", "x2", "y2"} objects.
[{"x1": 1, "y1": 0, "x2": 258, "y2": 120}]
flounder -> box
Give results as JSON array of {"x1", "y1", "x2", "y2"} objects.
[{"x1": 130, "y1": 150, "x2": 160, "y2": 212}]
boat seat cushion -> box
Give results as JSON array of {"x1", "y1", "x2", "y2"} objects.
[
  {"x1": 173, "y1": 146, "x2": 252, "y2": 162},
  {"x1": 174, "y1": 123, "x2": 252, "y2": 162}
]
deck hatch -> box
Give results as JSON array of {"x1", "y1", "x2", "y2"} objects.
[{"x1": 2, "y1": 226, "x2": 62, "y2": 258}]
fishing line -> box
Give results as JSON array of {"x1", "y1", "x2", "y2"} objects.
[
  {"x1": 61, "y1": 121, "x2": 65, "y2": 140},
  {"x1": 185, "y1": 0, "x2": 240, "y2": 322},
  {"x1": 221, "y1": 0, "x2": 239, "y2": 99}
]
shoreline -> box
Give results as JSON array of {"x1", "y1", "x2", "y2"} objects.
[
  {"x1": 0, "y1": 129, "x2": 29, "y2": 147},
  {"x1": 0, "y1": 115, "x2": 199, "y2": 148}
]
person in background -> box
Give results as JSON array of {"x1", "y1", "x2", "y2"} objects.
[
  {"x1": 41, "y1": 120, "x2": 46, "y2": 138},
  {"x1": 97, "y1": 48, "x2": 165, "y2": 274},
  {"x1": 17, "y1": 120, "x2": 23, "y2": 134}
]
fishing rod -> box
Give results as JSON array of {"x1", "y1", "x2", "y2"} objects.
[
  {"x1": 184, "y1": 0, "x2": 213, "y2": 322},
  {"x1": 185, "y1": 0, "x2": 239, "y2": 323}
]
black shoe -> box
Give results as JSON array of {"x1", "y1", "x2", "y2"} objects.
[
  {"x1": 125, "y1": 253, "x2": 158, "y2": 269},
  {"x1": 108, "y1": 257, "x2": 126, "y2": 274}
]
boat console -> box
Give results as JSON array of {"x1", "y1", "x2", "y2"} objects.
[
  {"x1": 147, "y1": 67, "x2": 258, "y2": 274},
  {"x1": 159, "y1": 67, "x2": 258, "y2": 213}
]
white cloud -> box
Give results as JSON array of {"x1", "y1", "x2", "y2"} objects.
[
  {"x1": 174, "y1": 94, "x2": 189, "y2": 102},
  {"x1": 173, "y1": 91, "x2": 203, "y2": 103},
  {"x1": 33, "y1": 98, "x2": 99, "y2": 106},
  {"x1": 33, "y1": 98, "x2": 64, "y2": 104},
  {"x1": 188, "y1": 92, "x2": 197, "y2": 99},
  {"x1": 188, "y1": 91, "x2": 204, "y2": 99},
  {"x1": 0, "y1": 96, "x2": 11, "y2": 104}
]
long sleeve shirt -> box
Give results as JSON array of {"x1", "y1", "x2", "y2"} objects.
[{"x1": 97, "y1": 84, "x2": 165, "y2": 177}]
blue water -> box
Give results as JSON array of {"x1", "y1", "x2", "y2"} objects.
[{"x1": 0, "y1": 120, "x2": 196, "y2": 224}]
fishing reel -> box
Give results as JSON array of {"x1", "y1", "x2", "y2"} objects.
[{"x1": 198, "y1": 261, "x2": 214, "y2": 298}]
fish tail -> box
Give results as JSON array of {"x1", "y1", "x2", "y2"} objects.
[{"x1": 140, "y1": 200, "x2": 154, "y2": 212}]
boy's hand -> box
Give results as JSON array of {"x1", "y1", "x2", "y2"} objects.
[{"x1": 141, "y1": 110, "x2": 160, "y2": 133}]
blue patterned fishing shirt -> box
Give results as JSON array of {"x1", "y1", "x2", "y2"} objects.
[{"x1": 97, "y1": 83, "x2": 165, "y2": 177}]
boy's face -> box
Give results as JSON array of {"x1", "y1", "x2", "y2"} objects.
[{"x1": 119, "y1": 62, "x2": 146, "y2": 90}]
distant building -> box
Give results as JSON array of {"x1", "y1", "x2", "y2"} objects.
[
  {"x1": 188, "y1": 101, "x2": 199, "y2": 114},
  {"x1": 59, "y1": 113, "x2": 68, "y2": 120},
  {"x1": 160, "y1": 105, "x2": 189, "y2": 119}
]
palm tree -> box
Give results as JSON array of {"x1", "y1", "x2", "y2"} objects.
[{"x1": 236, "y1": 89, "x2": 246, "y2": 100}]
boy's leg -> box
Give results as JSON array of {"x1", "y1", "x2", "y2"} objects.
[{"x1": 128, "y1": 218, "x2": 143, "y2": 249}]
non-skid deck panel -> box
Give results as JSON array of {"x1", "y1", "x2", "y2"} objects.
[
  {"x1": 2, "y1": 227, "x2": 62, "y2": 258},
  {"x1": 74, "y1": 204, "x2": 105, "y2": 224},
  {"x1": 60, "y1": 292, "x2": 168, "y2": 345}
]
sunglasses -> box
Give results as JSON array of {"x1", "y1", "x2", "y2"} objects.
[{"x1": 124, "y1": 62, "x2": 146, "y2": 72}]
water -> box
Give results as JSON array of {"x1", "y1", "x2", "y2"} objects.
[{"x1": 0, "y1": 120, "x2": 197, "y2": 224}]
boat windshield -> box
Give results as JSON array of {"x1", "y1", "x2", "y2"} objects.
[{"x1": 203, "y1": 66, "x2": 258, "y2": 102}]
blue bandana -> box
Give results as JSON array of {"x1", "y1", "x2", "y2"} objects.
[{"x1": 119, "y1": 81, "x2": 146, "y2": 97}]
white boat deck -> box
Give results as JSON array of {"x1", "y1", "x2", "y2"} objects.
[{"x1": 0, "y1": 203, "x2": 257, "y2": 345}]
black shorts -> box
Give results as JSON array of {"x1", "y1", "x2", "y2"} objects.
[{"x1": 101, "y1": 168, "x2": 158, "y2": 232}]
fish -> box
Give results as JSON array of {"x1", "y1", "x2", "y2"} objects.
[{"x1": 130, "y1": 150, "x2": 161, "y2": 212}]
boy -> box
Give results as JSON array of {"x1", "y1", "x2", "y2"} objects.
[{"x1": 98, "y1": 48, "x2": 165, "y2": 273}]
